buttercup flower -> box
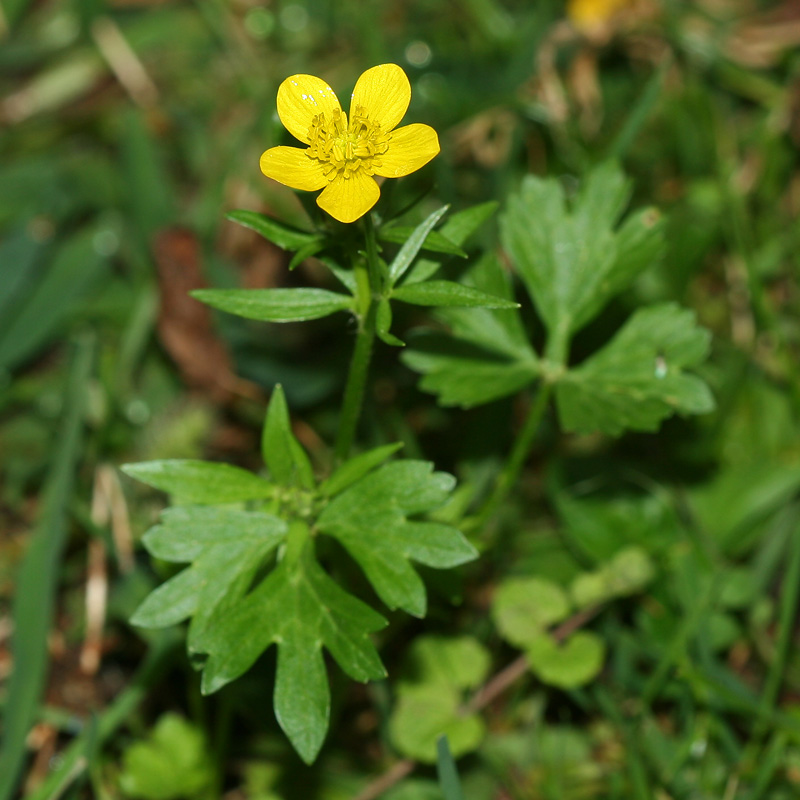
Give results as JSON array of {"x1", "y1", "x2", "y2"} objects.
[{"x1": 260, "y1": 64, "x2": 440, "y2": 224}]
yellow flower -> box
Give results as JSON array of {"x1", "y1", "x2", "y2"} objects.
[
  {"x1": 260, "y1": 64, "x2": 440, "y2": 224},
  {"x1": 567, "y1": 0, "x2": 631, "y2": 31}
]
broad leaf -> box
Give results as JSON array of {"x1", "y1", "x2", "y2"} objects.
[
  {"x1": 500, "y1": 161, "x2": 663, "y2": 338},
  {"x1": 555, "y1": 303, "x2": 714, "y2": 435},
  {"x1": 389, "y1": 685, "x2": 485, "y2": 764},
  {"x1": 119, "y1": 714, "x2": 215, "y2": 800},
  {"x1": 392, "y1": 280, "x2": 519, "y2": 309},
  {"x1": 226, "y1": 209, "x2": 318, "y2": 251},
  {"x1": 526, "y1": 631, "x2": 605, "y2": 689},
  {"x1": 262, "y1": 385, "x2": 314, "y2": 489},
  {"x1": 192, "y1": 287, "x2": 353, "y2": 323},
  {"x1": 121, "y1": 460, "x2": 274, "y2": 504},
  {"x1": 317, "y1": 461, "x2": 478, "y2": 616},
  {"x1": 198, "y1": 539, "x2": 387, "y2": 764},
  {"x1": 492, "y1": 577, "x2": 571, "y2": 648},
  {"x1": 402, "y1": 635, "x2": 490, "y2": 691}
]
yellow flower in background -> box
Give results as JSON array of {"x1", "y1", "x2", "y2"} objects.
[
  {"x1": 260, "y1": 64, "x2": 440, "y2": 224},
  {"x1": 567, "y1": 0, "x2": 632, "y2": 31}
]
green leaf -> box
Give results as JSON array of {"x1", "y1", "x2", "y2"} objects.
[
  {"x1": 392, "y1": 280, "x2": 519, "y2": 309},
  {"x1": 288, "y1": 239, "x2": 327, "y2": 270},
  {"x1": 403, "y1": 635, "x2": 490, "y2": 691},
  {"x1": 570, "y1": 547, "x2": 655, "y2": 608},
  {"x1": 402, "y1": 253, "x2": 538, "y2": 408},
  {"x1": 122, "y1": 460, "x2": 274, "y2": 504},
  {"x1": 403, "y1": 335, "x2": 538, "y2": 408},
  {"x1": 226, "y1": 209, "x2": 318, "y2": 251},
  {"x1": 199, "y1": 539, "x2": 387, "y2": 764},
  {"x1": 436, "y1": 736, "x2": 465, "y2": 800},
  {"x1": 492, "y1": 577, "x2": 571, "y2": 647},
  {"x1": 376, "y1": 297, "x2": 405, "y2": 347},
  {"x1": 130, "y1": 507, "x2": 286, "y2": 647},
  {"x1": 555, "y1": 303, "x2": 714, "y2": 435},
  {"x1": 388, "y1": 205, "x2": 450, "y2": 284},
  {"x1": 380, "y1": 225, "x2": 467, "y2": 257},
  {"x1": 119, "y1": 714, "x2": 215, "y2": 800},
  {"x1": 317, "y1": 461, "x2": 478, "y2": 616},
  {"x1": 404, "y1": 201, "x2": 499, "y2": 285},
  {"x1": 389, "y1": 685, "x2": 485, "y2": 763},
  {"x1": 191, "y1": 287, "x2": 353, "y2": 323},
  {"x1": 262, "y1": 385, "x2": 314, "y2": 489},
  {"x1": 319, "y1": 442, "x2": 403, "y2": 497},
  {"x1": 500, "y1": 162, "x2": 663, "y2": 337},
  {"x1": 0, "y1": 338, "x2": 92, "y2": 800},
  {"x1": 526, "y1": 631, "x2": 606, "y2": 689}
]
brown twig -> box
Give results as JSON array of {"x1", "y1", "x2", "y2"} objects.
[{"x1": 353, "y1": 604, "x2": 602, "y2": 800}]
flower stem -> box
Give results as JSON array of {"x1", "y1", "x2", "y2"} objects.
[
  {"x1": 334, "y1": 215, "x2": 381, "y2": 461},
  {"x1": 471, "y1": 381, "x2": 553, "y2": 530}
]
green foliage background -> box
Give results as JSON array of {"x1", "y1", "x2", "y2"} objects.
[{"x1": 2, "y1": 0, "x2": 800, "y2": 798}]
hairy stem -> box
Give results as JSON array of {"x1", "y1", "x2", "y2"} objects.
[
  {"x1": 471, "y1": 381, "x2": 553, "y2": 530},
  {"x1": 334, "y1": 215, "x2": 381, "y2": 460}
]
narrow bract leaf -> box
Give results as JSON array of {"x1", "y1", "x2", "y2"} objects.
[
  {"x1": 288, "y1": 239, "x2": 326, "y2": 270},
  {"x1": 122, "y1": 460, "x2": 274, "y2": 504},
  {"x1": 226, "y1": 209, "x2": 318, "y2": 251},
  {"x1": 262, "y1": 385, "x2": 314, "y2": 488},
  {"x1": 555, "y1": 303, "x2": 715, "y2": 435},
  {"x1": 376, "y1": 297, "x2": 405, "y2": 347},
  {"x1": 192, "y1": 288, "x2": 353, "y2": 323},
  {"x1": 388, "y1": 205, "x2": 450, "y2": 284},
  {"x1": 392, "y1": 280, "x2": 519, "y2": 309},
  {"x1": 319, "y1": 442, "x2": 403, "y2": 497},
  {"x1": 404, "y1": 201, "x2": 498, "y2": 285},
  {"x1": 380, "y1": 226, "x2": 467, "y2": 257},
  {"x1": 317, "y1": 461, "x2": 477, "y2": 616}
]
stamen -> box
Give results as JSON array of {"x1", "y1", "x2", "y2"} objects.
[{"x1": 305, "y1": 105, "x2": 391, "y2": 181}]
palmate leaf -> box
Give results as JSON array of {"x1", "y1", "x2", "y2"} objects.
[
  {"x1": 199, "y1": 536, "x2": 387, "y2": 764},
  {"x1": 555, "y1": 303, "x2": 714, "y2": 435},
  {"x1": 126, "y1": 389, "x2": 475, "y2": 764},
  {"x1": 500, "y1": 161, "x2": 664, "y2": 337},
  {"x1": 317, "y1": 461, "x2": 478, "y2": 617}
]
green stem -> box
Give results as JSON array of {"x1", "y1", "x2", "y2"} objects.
[
  {"x1": 334, "y1": 215, "x2": 381, "y2": 461},
  {"x1": 472, "y1": 381, "x2": 553, "y2": 530}
]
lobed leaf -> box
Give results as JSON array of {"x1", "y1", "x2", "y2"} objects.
[
  {"x1": 555, "y1": 303, "x2": 715, "y2": 435},
  {"x1": 500, "y1": 162, "x2": 663, "y2": 338},
  {"x1": 121, "y1": 460, "x2": 274, "y2": 504},
  {"x1": 317, "y1": 461, "x2": 478, "y2": 616},
  {"x1": 198, "y1": 540, "x2": 387, "y2": 763},
  {"x1": 262, "y1": 384, "x2": 314, "y2": 489}
]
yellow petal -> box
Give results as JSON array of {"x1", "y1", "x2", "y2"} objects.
[
  {"x1": 373, "y1": 124, "x2": 440, "y2": 178},
  {"x1": 316, "y1": 172, "x2": 380, "y2": 224},
  {"x1": 349, "y1": 63, "x2": 410, "y2": 133},
  {"x1": 277, "y1": 74, "x2": 342, "y2": 143},
  {"x1": 260, "y1": 146, "x2": 328, "y2": 191}
]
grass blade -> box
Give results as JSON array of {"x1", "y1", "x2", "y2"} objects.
[
  {"x1": 436, "y1": 736, "x2": 464, "y2": 800},
  {"x1": 0, "y1": 335, "x2": 94, "y2": 800}
]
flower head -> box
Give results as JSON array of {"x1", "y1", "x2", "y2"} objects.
[{"x1": 260, "y1": 64, "x2": 440, "y2": 224}]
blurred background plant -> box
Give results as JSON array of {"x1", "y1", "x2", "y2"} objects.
[{"x1": 1, "y1": 0, "x2": 800, "y2": 797}]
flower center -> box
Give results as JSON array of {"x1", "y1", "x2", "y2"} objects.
[{"x1": 306, "y1": 105, "x2": 390, "y2": 180}]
